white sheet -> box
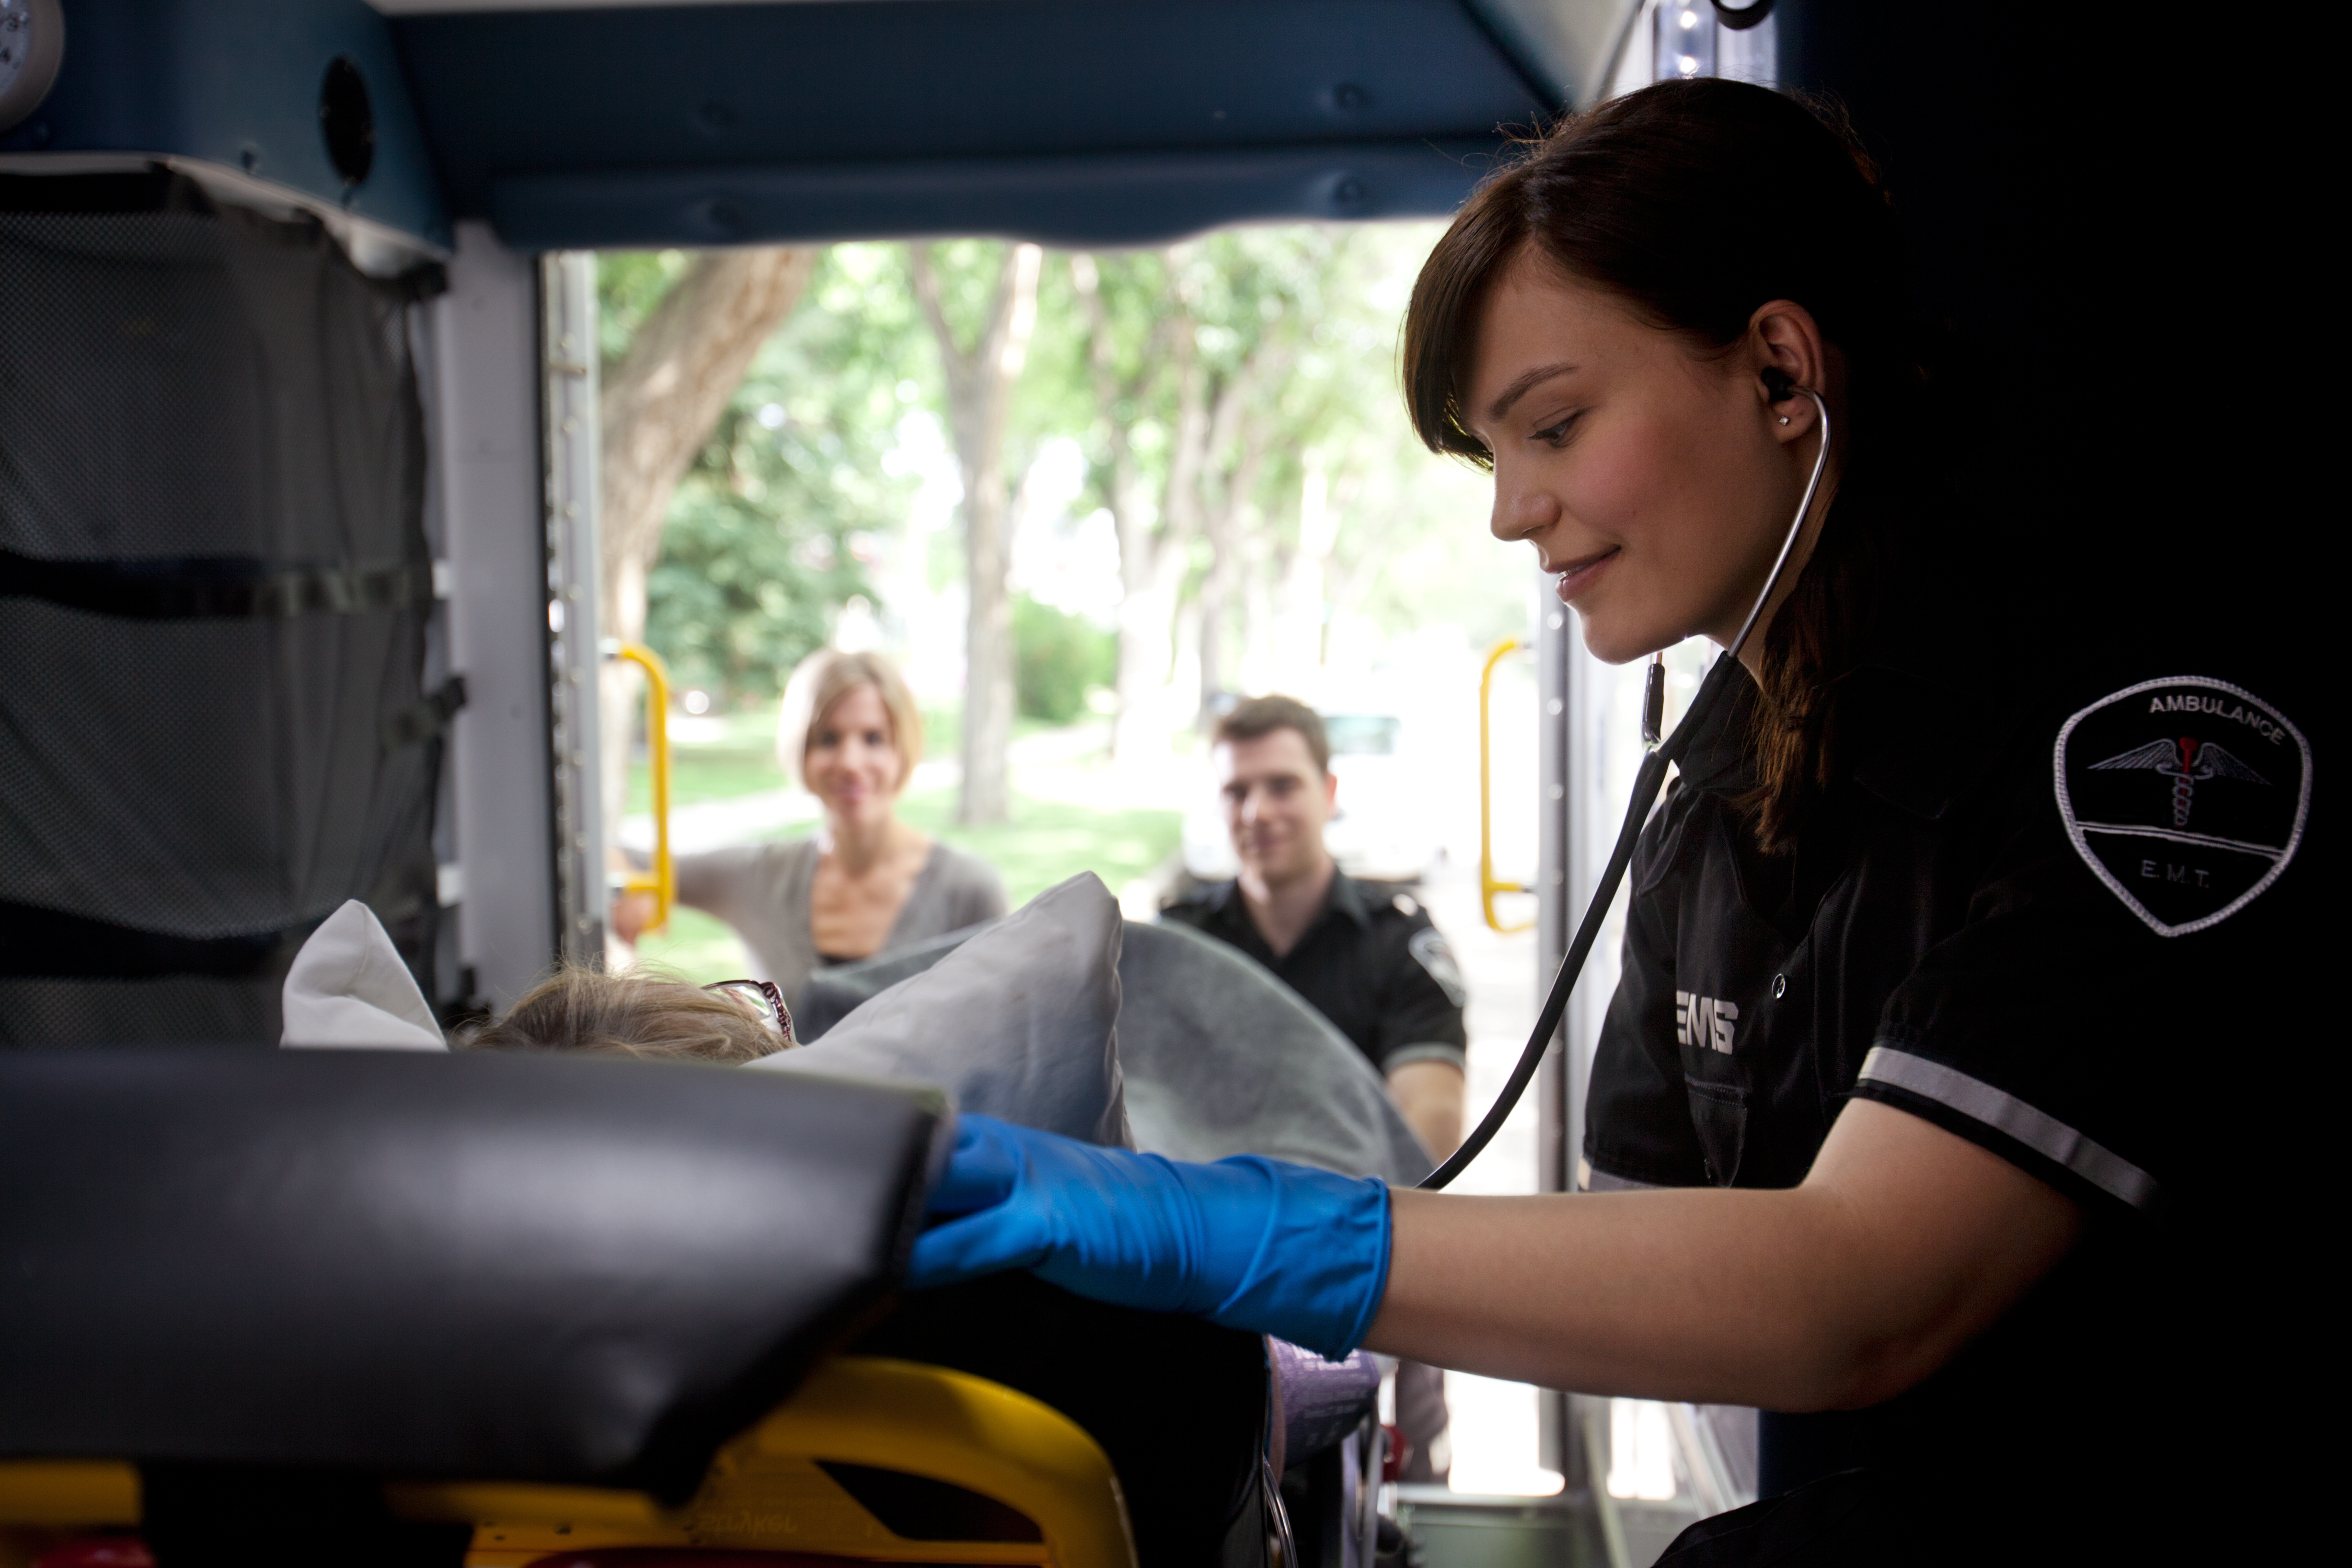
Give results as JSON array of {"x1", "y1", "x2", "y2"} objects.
[{"x1": 280, "y1": 900, "x2": 446, "y2": 1052}]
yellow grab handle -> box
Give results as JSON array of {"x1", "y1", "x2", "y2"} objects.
[
  {"x1": 1479, "y1": 636, "x2": 1534, "y2": 935},
  {"x1": 612, "y1": 642, "x2": 674, "y2": 935}
]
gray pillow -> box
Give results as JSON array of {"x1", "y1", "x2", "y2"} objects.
[
  {"x1": 796, "y1": 909, "x2": 1429, "y2": 1184},
  {"x1": 751, "y1": 872, "x2": 1133, "y2": 1148},
  {"x1": 1115, "y1": 921, "x2": 1431, "y2": 1185}
]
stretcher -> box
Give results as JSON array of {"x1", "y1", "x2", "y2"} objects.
[{"x1": 0, "y1": 1031, "x2": 1386, "y2": 1567}]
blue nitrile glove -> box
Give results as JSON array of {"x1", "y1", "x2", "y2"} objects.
[{"x1": 908, "y1": 1113, "x2": 1393, "y2": 1362}]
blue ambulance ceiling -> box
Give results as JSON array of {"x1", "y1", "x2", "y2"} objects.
[
  {"x1": 391, "y1": 0, "x2": 1627, "y2": 249},
  {"x1": 3, "y1": 0, "x2": 1636, "y2": 254}
]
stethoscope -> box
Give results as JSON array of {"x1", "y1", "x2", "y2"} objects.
[{"x1": 1423, "y1": 385, "x2": 1832, "y2": 1189}]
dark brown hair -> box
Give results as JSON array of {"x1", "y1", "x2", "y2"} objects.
[
  {"x1": 461, "y1": 965, "x2": 784, "y2": 1065},
  {"x1": 1403, "y1": 78, "x2": 1917, "y2": 850},
  {"x1": 1213, "y1": 695, "x2": 1331, "y2": 775}
]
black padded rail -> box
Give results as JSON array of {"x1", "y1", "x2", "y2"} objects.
[{"x1": 0, "y1": 1049, "x2": 946, "y2": 1501}]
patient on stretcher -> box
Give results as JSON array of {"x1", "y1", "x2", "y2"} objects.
[
  {"x1": 275, "y1": 880, "x2": 1397, "y2": 1559},
  {"x1": 283, "y1": 874, "x2": 1134, "y2": 1148},
  {"x1": 283, "y1": 869, "x2": 1428, "y2": 1179},
  {"x1": 279, "y1": 898, "x2": 792, "y2": 1065}
]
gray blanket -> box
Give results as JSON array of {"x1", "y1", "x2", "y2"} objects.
[{"x1": 800, "y1": 919, "x2": 1432, "y2": 1186}]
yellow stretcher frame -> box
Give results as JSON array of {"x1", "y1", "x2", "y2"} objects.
[
  {"x1": 610, "y1": 641, "x2": 675, "y2": 936},
  {"x1": 0, "y1": 1357, "x2": 1137, "y2": 1568},
  {"x1": 1478, "y1": 636, "x2": 1534, "y2": 935}
]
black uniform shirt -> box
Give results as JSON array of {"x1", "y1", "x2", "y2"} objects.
[
  {"x1": 1585, "y1": 620, "x2": 2313, "y2": 1511},
  {"x1": 1160, "y1": 870, "x2": 1468, "y2": 1077}
]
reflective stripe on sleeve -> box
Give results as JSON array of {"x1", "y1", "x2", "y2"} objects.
[
  {"x1": 1383, "y1": 1042, "x2": 1469, "y2": 1073},
  {"x1": 1857, "y1": 1046, "x2": 2159, "y2": 1209}
]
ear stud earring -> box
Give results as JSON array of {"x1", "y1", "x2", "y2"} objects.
[{"x1": 1778, "y1": 416, "x2": 1791, "y2": 425}]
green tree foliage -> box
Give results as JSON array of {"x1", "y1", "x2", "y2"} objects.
[
  {"x1": 922, "y1": 239, "x2": 1095, "y2": 487},
  {"x1": 599, "y1": 247, "x2": 929, "y2": 705},
  {"x1": 1043, "y1": 226, "x2": 1512, "y2": 674},
  {"x1": 1013, "y1": 593, "x2": 1115, "y2": 723},
  {"x1": 599, "y1": 226, "x2": 1513, "y2": 717}
]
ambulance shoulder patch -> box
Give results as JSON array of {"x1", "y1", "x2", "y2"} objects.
[
  {"x1": 1406, "y1": 927, "x2": 1468, "y2": 1007},
  {"x1": 2053, "y1": 675, "x2": 2309, "y2": 936}
]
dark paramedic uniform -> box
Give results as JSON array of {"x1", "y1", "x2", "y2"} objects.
[
  {"x1": 1594, "y1": 617, "x2": 2312, "y2": 1561},
  {"x1": 1159, "y1": 870, "x2": 1469, "y2": 1079}
]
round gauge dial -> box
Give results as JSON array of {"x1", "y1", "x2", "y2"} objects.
[{"x1": 1, "y1": 0, "x2": 66, "y2": 134}]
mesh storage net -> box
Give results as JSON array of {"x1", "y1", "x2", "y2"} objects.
[{"x1": 1, "y1": 170, "x2": 445, "y2": 1044}]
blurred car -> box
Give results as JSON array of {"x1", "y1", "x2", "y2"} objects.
[{"x1": 1182, "y1": 706, "x2": 1444, "y2": 884}]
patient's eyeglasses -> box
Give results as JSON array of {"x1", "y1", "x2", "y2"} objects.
[{"x1": 703, "y1": 978, "x2": 797, "y2": 1047}]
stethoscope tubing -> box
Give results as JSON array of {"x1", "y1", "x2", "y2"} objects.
[{"x1": 1421, "y1": 390, "x2": 1832, "y2": 1191}]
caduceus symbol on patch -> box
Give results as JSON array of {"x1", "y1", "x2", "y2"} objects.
[{"x1": 2089, "y1": 736, "x2": 2269, "y2": 827}]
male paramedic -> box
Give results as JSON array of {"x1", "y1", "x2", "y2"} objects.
[{"x1": 1160, "y1": 693, "x2": 1467, "y2": 1483}]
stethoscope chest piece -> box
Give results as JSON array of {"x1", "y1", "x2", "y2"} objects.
[{"x1": 1641, "y1": 654, "x2": 1667, "y2": 750}]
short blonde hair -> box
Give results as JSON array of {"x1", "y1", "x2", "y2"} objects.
[
  {"x1": 776, "y1": 649, "x2": 924, "y2": 793},
  {"x1": 460, "y1": 965, "x2": 783, "y2": 1065}
]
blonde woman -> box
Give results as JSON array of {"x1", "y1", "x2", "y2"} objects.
[{"x1": 612, "y1": 650, "x2": 1006, "y2": 1002}]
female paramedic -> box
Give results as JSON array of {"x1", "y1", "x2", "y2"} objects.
[{"x1": 912, "y1": 79, "x2": 2306, "y2": 1561}]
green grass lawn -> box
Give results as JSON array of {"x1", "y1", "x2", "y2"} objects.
[
  {"x1": 622, "y1": 710, "x2": 780, "y2": 813},
  {"x1": 624, "y1": 717, "x2": 1179, "y2": 985},
  {"x1": 899, "y1": 786, "x2": 1180, "y2": 909},
  {"x1": 622, "y1": 706, "x2": 1065, "y2": 814},
  {"x1": 627, "y1": 904, "x2": 756, "y2": 985}
]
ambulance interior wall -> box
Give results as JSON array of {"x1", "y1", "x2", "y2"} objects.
[{"x1": 0, "y1": 170, "x2": 447, "y2": 1045}]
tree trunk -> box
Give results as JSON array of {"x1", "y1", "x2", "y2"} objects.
[
  {"x1": 1274, "y1": 448, "x2": 1337, "y2": 688},
  {"x1": 600, "y1": 248, "x2": 823, "y2": 650},
  {"x1": 1073, "y1": 252, "x2": 1190, "y2": 768},
  {"x1": 1196, "y1": 508, "x2": 1231, "y2": 709},
  {"x1": 1186, "y1": 351, "x2": 1275, "y2": 718},
  {"x1": 910, "y1": 242, "x2": 1042, "y2": 826},
  {"x1": 1240, "y1": 521, "x2": 1277, "y2": 696},
  {"x1": 1156, "y1": 322, "x2": 1215, "y2": 731},
  {"x1": 596, "y1": 246, "x2": 821, "y2": 849}
]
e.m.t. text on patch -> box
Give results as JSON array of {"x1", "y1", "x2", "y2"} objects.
[{"x1": 2053, "y1": 676, "x2": 2309, "y2": 937}]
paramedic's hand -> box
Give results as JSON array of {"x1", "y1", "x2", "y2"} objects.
[{"x1": 909, "y1": 1113, "x2": 1392, "y2": 1362}]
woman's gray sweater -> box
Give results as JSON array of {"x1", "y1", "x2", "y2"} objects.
[{"x1": 672, "y1": 837, "x2": 1007, "y2": 1003}]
